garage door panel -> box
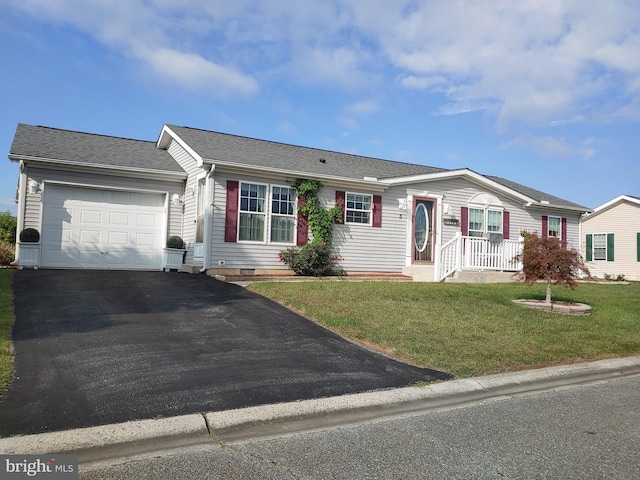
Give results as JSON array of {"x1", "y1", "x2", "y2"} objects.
[
  {"x1": 109, "y1": 211, "x2": 130, "y2": 226},
  {"x1": 108, "y1": 231, "x2": 129, "y2": 246},
  {"x1": 136, "y1": 233, "x2": 157, "y2": 247},
  {"x1": 42, "y1": 185, "x2": 165, "y2": 270}
]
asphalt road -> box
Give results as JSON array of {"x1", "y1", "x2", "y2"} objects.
[
  {"x1": 79, "y1": 374, "x2": 640, "y2": 479},
  {"x1": 1, "y1": 270, "x2": 450, "y2": 436}
]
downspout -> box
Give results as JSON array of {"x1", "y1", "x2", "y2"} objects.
[
  {"x1": 199, "y1": 164, "x2": 216, "y2": 273},
  {"x1": 14, "y1": 161, "x2": 27, "y2": 264}
]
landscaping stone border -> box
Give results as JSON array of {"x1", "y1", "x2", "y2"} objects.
[{"x1": 512, "y1": 299, "x2": 592, "y2": 315}]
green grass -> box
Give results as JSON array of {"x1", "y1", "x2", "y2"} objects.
[
  {"x1": 248, "y1": 281, "x2": 640, "y2": 378},
  {"x1": 0, "y1": 269, "x2": 14, "y2": 394}
]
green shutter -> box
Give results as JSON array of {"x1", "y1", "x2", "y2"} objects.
[
  {"x1": 586, "y1": 234, "x2": 592, "y2": 261},
  {"x1": 607, "y1": 233, "x2": 614, "y2": 262},
  {"x1": 637, "y1": 233, "x2": 640, "y2": 262}
]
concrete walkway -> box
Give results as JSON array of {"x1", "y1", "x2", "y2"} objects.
[{"x1": 2, "y1": 356, "x2": 638, "y2": 463}]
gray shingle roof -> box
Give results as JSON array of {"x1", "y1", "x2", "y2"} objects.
[
  {"x1": 10, "y1": 124, "x2": 184, "y2": 173},
  {"x1": 167, "y1": 125, "x2": 447, "y2": 180},
  {"x1": 486, "y1": 175, "x2": 589, "y2": 210}
]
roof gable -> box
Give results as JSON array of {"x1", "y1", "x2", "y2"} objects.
[{"x1": 584, "y1": 194, "x2": 640, "y2": 220}]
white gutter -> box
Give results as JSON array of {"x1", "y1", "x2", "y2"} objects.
[
  {"x1": 8, "y1": 154, "x2": 187, "y2": 180},
  {"x1": 199, "y1": 164, "x2": 216, "y2": 273},
  {"x1": 14, "y1": 161, "x2": 27, "y2": 265}
]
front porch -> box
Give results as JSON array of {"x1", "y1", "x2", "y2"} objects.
[{"x1": 438, "y1": 233, "x2": 523, "y2": 282}]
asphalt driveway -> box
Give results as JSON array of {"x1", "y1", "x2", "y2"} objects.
[{"x1": 1, "y1": 270, "x2": 451, "y2": 436}]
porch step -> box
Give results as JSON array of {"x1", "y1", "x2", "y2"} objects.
[
  {"x1": 180, "y1": 263, "x2": 203, "y2": 274},
  {"x1": 445, "y1": 270, "x2": 518, "y2": 284}
]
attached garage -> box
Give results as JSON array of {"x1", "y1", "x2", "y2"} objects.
[{"x1": 41, "y1": 184, "x2": 167, "y2": 270}]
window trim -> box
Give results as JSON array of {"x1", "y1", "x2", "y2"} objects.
[
  {"x1": 467, "y1": 206, "x2": 503, "y2": 237},
  {"x1": 237, "y1": 181, "x2": 269, "y2": 243},
  {"x1": 548, "y1": 215, "x2": 562, "y2": 240},
  {"x1": 236, "y1": 181, "x2": 298, "y2": 245},
  {"x1": 269, "y1": 184, "x2": 297, "y2": 245},
  {"x1": 345, "y1": 191, "x2": 373, "y2": 226},
  {"x1": 592, "y1": 233, "x2": 607, "y2": 261}
]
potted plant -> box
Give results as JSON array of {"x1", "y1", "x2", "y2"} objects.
[
  {"x1": 18, "y1": 227, "x2": 40, "y2": 270},
  {"x1": 162, "y1": 235, "x2": 186, "y2": 272}
]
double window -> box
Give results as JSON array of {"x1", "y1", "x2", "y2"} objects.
[
  {"x1": 238, "y1": 182, "x2": 296, "y2": 243},
  {"x1": 468, "y1": 207, "x2": 502, "y2": 237},
  {"x1": 345, "y1": 193, "x2": 372, "y2": 225}
]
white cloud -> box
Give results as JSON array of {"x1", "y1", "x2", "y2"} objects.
[
  {"x1": 340, "y1": 100, "x2": 380, "y2": 130},
  {"x1": 502, "y1": 134, "x2": 596, "y2": 159},
  {"x1": 7, "y1": 0, "x2": 640, "y2": 129}
]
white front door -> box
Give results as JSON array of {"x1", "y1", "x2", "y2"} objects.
[{"x1": 41, "y1": 185, "x2": 165, "y2": 270}]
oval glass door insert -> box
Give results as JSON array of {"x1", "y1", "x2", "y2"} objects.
[{"x1": 414, "y1": 203, "x2": 428, "y2": 252}]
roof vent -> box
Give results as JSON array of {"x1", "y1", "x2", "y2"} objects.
[
  {"x1": 363, "y1": 176, "x2": 378, "y2": 181},
  {"x1": 319, "y1": 158, "x2": 326, "y2": 163}
]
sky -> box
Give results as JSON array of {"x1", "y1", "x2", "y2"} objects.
[{"x1": 1, "y1": 0, "x2": 639, "y2": 216}]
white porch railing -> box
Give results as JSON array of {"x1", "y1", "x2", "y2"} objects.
[{"x1": 438, "y1": 233, "x2": 523, "y2": 281}]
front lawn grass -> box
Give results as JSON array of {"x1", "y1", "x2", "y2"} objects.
[
  {"x1": 0, "y1": 269, "x2": 14, "y2": 394},
  {"x1": 248, "y1": 281, "x2": 640, "y2": 378}
]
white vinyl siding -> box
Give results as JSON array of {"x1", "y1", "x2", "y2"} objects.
[{"x1": 167, "y1": 139, "x2": 204, "y2": 263}]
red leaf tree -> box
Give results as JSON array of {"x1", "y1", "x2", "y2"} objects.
[{"x1": 514, "y1": 232, "x2": 590, "y2": 304}]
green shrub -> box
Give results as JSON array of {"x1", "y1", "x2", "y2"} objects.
[
  {"x1": 279, "y1": 241, "x2": 344, "y2": 276},
  {"x1": 0, "y1": 241, "x2": 14, "y2": 266},
  {"x1": 0, "y1": 211, "x2": 17, "y2": 245},
  {"x1": 19, "y1": 228, "x2": 40, "y2": 243},
  {"x1": 166, "y1": 235, "x2": 185, "y2": 249}
]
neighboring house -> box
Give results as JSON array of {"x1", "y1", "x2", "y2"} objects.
[
  {"x1": 8, "y1": 123, "x2": 591, "y2": 281},
  {"x1": 581, "y1": 195, "x2": 640, "y2": 281}
]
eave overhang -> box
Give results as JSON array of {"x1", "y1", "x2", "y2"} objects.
[{"x1": 9, "y1": 154, "x2": 187, "y2": 182}]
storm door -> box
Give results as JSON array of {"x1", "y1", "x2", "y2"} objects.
[
  {"x1": 412, "y1": 198, "x2": 435, "y2": 262},
  {"x1": 194, "y1": 177, "x2": 206, "y2": 260}
]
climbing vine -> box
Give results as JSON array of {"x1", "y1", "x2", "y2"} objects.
[
  {"x1": 278, "y1": 179, "x2": 345, "y2": 276},
  {"x1": 291, "y1": 178, "x2": 343, "y2": 245}
]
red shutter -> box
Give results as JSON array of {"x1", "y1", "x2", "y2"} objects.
[
  {"x1": 542, "y1": 215, "x2": 548, "y2": 239},
  {"x1": 561, "y1": 217, "x2": 567, "y2": 249},
  {"x1": 372, "y1": 195, "x2": 382, "y2": 227},
  {"x1": 461, "y1": 207, "x2": 468, "y2": 236},
  {"x1": 503, "y1": 210, "x2": 510, "y2": 240},
  {"x1": 296, "y1": 195, "x2": 308, "y2": 246},
  {"x1": 335, "y1": 191, "x2": 345, "y2": 224},
  {"x1": 224, "y1": 180, "x2": 239, "y2": 242}
]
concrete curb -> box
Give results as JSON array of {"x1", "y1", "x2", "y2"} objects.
[{"x1": 1, "y1": 356, "x2": 639, "y2": 459}]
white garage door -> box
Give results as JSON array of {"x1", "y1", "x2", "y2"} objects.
[{"x1": 41, "y1": 185, "x2": 166, "y2": 270}]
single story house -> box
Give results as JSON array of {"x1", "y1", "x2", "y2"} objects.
[
  {"x1": 9, "y1": 123, "x2": 591, "y2": 281},
  {"x1": 581, "y1": 195, "x2": 640, "y2": 281}
]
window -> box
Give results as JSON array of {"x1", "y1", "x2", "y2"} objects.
[
  {"x1": 548, "y1": 216, "x2": 561, "y2": 239},
  {"x1": 468, "y1": 208, "x2": 484, "y2": 237},
  {"x1": 270, "y1": 186, "x2": 296, "y2": 243},
  {"x1": 239, "y1": 182, "x2": 267, "y2": 241},
  {"x1": 592, "y1": 233, "x2": 607, "y2": 261},
  {"x1": 468, "y1": 208, "x2": 502, "y2": 237},
  {"x1": 346, "y1": 193, "x2": 372, "y2": 224},
  {"x1": 236, "y1": 182, "x2": 297, "y2": 244}
]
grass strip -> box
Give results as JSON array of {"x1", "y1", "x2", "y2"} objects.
[
  {"x1": 0, "y1": 269, "x2": 14, "y2": 394},
  {"x1": 248, "y1": 281, "x2": 640, "y2": 378}
]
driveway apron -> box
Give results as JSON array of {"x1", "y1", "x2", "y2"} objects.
[{"x1": 0, "y1": 270, "x2": 451, "y2": 436}]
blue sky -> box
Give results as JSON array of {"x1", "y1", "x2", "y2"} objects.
[{"x1": 1, "y1": 1, "x2": 639, "y2": 215}]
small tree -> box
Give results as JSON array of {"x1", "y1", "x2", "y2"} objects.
[{"x1": 514, "y1": 231, "x2": 590, "y2": 304}]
